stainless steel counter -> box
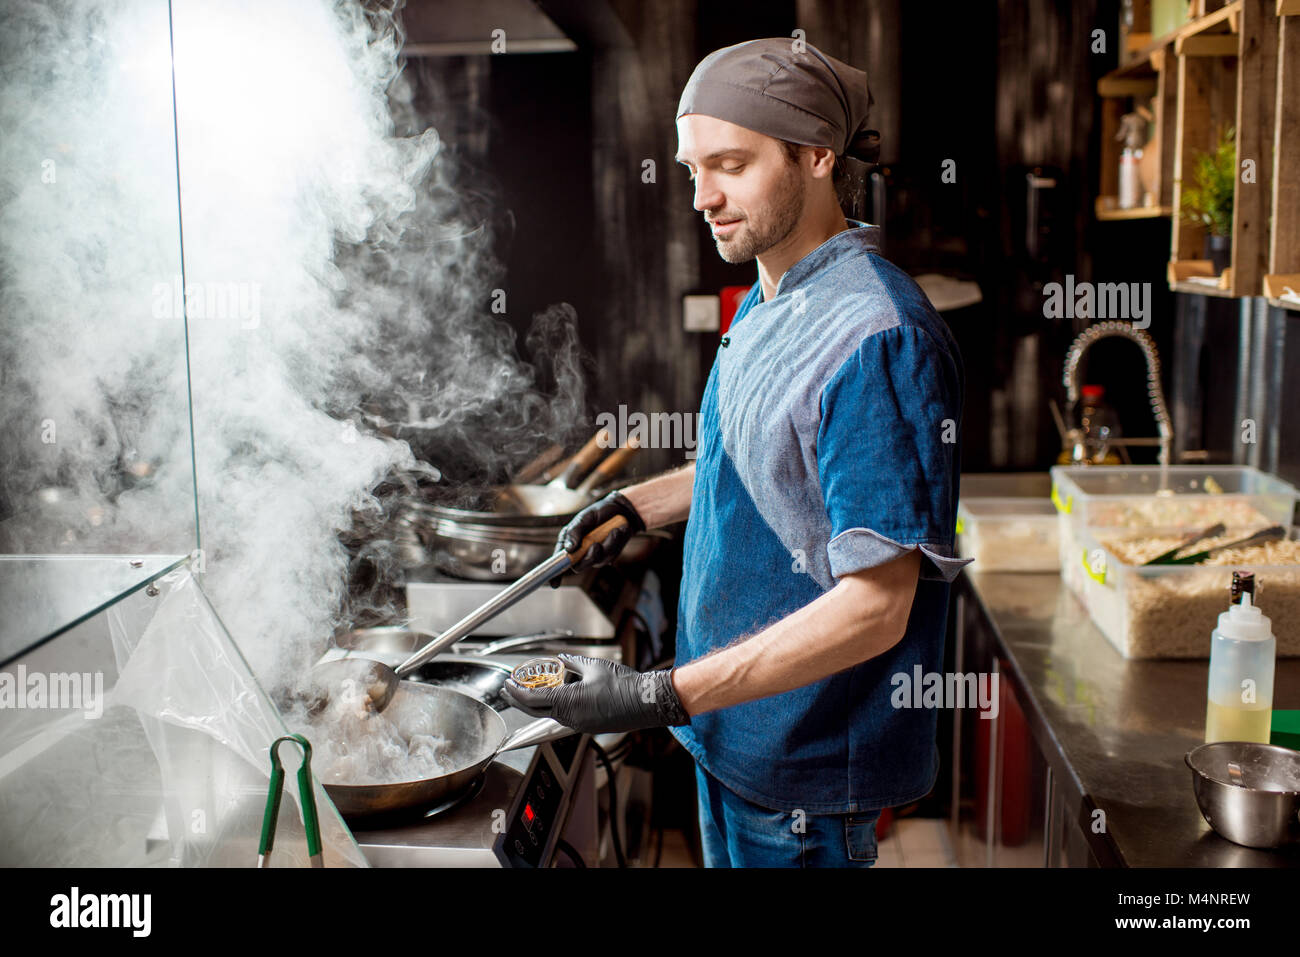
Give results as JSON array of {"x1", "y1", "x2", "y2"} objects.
[{"x1": 961, "y1": 569, "x2": 1300, "y2": 867}]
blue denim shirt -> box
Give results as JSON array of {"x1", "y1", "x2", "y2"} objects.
[{"x1": 670, "y1": 221, "x2": 970, "y2": 814}]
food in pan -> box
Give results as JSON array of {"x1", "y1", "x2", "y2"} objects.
[{"x1": 307, "y1": 679, "x2": 456, "y2": 786}]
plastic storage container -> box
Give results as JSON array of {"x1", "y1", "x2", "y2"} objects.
[
  {"x1": 1051, "y1": 465, "x2": 1299, "y2": 600},
  {"x1": 957, "y1": 498, "x2": 1059, "y2": 571},
  {"x1": 1068, "y1": 525, "x2": 1300, "y2": 659},
  {"x1": 1051, "y1": 465, "x2": 1298, "y2": 531}
]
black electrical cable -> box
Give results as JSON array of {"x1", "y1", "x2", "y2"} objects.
[
  {"x1": 590, "y1": 740, "x2": 627, "y2": 868},
  {"x1": 553, "y1": 839, "x2": 586, "y2": 868}
]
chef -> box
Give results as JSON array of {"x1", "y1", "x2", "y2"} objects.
[{"x1": 506, "y1": 37, "x2": 969, "y2": 867}]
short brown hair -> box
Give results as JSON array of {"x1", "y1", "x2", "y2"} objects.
[{"x1": 780, "y1": 140, "x2": 857, "y2": 213}]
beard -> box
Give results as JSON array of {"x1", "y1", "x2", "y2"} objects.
[{"x1": 712, "y1": 163, "x2": 806, "y2": 264}]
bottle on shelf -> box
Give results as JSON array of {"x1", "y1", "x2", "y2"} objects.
[
  {"x1": 1116, "y1": 112, "x2": 1147, "y2": 211},
  {"x1": 1079, "y1": 385, "x2": 1121, "y2": 465}
]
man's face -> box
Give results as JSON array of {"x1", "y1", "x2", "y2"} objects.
[{"x1": 675, "y1": 114, "x2": 805, "y2": 264}]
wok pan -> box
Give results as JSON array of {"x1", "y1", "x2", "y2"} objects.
[
  {"x1": 420, "y1": 485, "x2": 594, "y2": 529},
  {"x1": 423, "y1": 435, "x2": 641, "y2": 528},
  {"x1": 423, "y1": 517, "x2": 558, "y2": 581},
  {"x1": 319, "y1": 681, "x2": 572, "y2": 821},
  {"x1": 417, "y1": 428, "x2": 608, "y2": 528}
]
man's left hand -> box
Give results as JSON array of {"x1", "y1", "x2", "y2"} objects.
[{"x1": 502, "y1": 654, "x2": 690, "y2": 734}]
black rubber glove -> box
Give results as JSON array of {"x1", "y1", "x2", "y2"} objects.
[
  {"x1": 549, "y1": 490, "x2": 645, "y2": 587},
  {"x1": 502, "y1": 653, "x2": 690, "y2": 734}
]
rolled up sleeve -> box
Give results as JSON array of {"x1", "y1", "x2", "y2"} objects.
[{"x1": 817, "y1": 324, "x2": 970, "y2": 583}]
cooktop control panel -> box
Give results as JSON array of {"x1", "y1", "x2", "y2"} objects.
[{"x1": 493, "y1": 733, "x2": 590, "y2": 868}]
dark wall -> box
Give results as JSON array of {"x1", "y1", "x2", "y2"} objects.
[
  {"x1": 391, "y1": 51, "x2": 601, "y2": 478},
  {"x1": 887, "y1": 0, "x2": 1179, "y2": 470},
  {"x1": 397, "y1": 0, "x2": 1232, "y2": 478}
]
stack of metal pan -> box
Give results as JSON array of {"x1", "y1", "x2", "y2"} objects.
[{"x1": 419, "y1": 429, "x2": 639, "y2": 581}]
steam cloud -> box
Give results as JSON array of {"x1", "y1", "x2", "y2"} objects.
[{"x1": 0, "y1": 0, "x2": 587, "y2": 692}]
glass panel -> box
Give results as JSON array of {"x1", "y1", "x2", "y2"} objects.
[
  {"x1": 0, "y1": 570, "x2": 364, "y2": 867},
  {"x1": 0, "y1": 0, "x2": 198, "y2": 661}
]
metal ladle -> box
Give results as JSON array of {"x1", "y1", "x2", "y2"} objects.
[{"x1": 310, "y1": 514, "x2": 627, "y2": 714}]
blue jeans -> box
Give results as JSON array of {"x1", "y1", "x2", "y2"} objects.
[{"x1": 694, "y1": 765, "x2": 881, "y2": 868}]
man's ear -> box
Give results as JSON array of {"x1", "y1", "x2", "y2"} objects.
[{"x1": 809, "y1": 146, "x2": 837, "y2": 178}]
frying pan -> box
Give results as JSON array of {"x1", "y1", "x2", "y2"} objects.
[
  {"x1": 311, "y1": 633, "x2": 571, "y2": 820},
  {"x1": 421, "y1": 439, "x2": 642, "y2": 578},
  {"x1": 306, "y1": 513, "x2": 626, "y2": 823},
  {"x1": 423, "y1": 433, "x2": 640, "y2": 527},
  {"x1": 434, "y1": 427, "x2": 610, "y2": 524},
  {"x1": 311, "y1": 514, "x2": 628, "y2": 712},
  {"x1": 319, "y1": 682, "x2": 571, "y2": 821},
  {"x1": 422, "y1": 517, "x2": 558, "y2": 581}
]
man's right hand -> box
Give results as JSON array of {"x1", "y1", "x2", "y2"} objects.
[{"x1": 555, "y1": 490, "x2": 646, "y2": 572}]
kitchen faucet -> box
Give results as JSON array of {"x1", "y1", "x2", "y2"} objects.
[{"x1": 1060, "y1": 320, "x2": 1173, "y2": 467}]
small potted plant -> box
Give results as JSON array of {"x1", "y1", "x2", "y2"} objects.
[{"x1": 1179, "y1": 125, "x2": 1235, "y2": 275}]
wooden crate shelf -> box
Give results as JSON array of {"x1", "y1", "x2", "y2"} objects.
[
  {"x1": 1168, "y1": 259, "x2": 1236, "y2": 294},
  {"x1": 1263, "y1": 274, "x2": 1300, "y2": 309},
  {"x1": 1104, "y1": 3, "x2": 1296, "y2": 299},
  {"x1": 1265, "y1": 11, "x2": 1300, "y2": 303},
  {"x1": 1095, "y1": 197, "x2": 1172, "y2": 219},
  {"x1": 1182, "y1": 1, "x2": 1243, "y2": 39},
  {"x1": 1094, "y1": 2, "x2": 1247, "y2": 223},
  {"x1": 1096, "y1": 40, "x2": 1178, "y2": 215},
  {"x1": 1167, "y1": 0, "x2": 1281, "y2": 297},
  {"x1": 1172, "y1": 280, "x2": 1240, "y2": 296},
  {"x1": 1125, "y1": 1, "x2": 1241, "y2": 67}
]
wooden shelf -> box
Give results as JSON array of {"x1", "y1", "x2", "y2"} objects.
[
  {"x1": 1180, "y1": 1, "x2": 1243, "y2": 40},
  {"x1": 1124, "y1": 1, "x2": 1242, "y2": 68},
  {"x1": 1177, "y1": 33, "x2": 1242, "y2": 55},
  {"x1": 1097, "y1": 2, "x2": 1248, "y2": 218},
  {"x1": 1095, "y1": 16, "x2": 1179, "y2": 217},
  {"x1": 1095, "y1": 198, "x2": 1172, "y2": 219},
  {"x1": 1263, "y1": 274, "x2": 1300, "y2": 306},
  {"x1": 1098, "y1": 0, "x2": 1294, "y2": 299},
  {"x1": 1172, "y1": 280, "x2": 1240, "y2": 297},
  {"x1": 1267, "y1": 14, "x2": 1300, "y2": 298},
  {"x1": 1098, "y1": 75, "x2": 1159, "y2": 97},
  {"x1": 1166, "y1": 0, "x2": 1281, "y2": 297},
  {"x1": 1168, "y1": 259, "x2": 1236, "y2": 296},
  {"x1": 1103, "y1": 54, "x2": 1161, "y2": 82}
]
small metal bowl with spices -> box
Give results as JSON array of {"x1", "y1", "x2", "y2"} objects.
[{"x1": 1185, "y1": 741, "x2": 1300, "y2": 848}]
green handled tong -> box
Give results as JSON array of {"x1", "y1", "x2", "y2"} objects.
[
  {"x1": 258, "y1": 734, "x2": 323, "y2": 868},
  {"x1": 1163, "y1": 525, "x2": 1286, "y2": 566},
  {"x1": 1141, "y1": 523, "x2": 1225, "y2": 566}
]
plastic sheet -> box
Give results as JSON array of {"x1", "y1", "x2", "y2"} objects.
[{"x1": 0, "y1": 567, "x2": 366, "y2": 867}]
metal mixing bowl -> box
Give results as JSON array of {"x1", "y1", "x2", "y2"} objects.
[{"x1": 1185, "y1": 741, "x2": 1300, "y2": 848}]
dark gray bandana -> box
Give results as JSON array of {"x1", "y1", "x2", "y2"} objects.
[{"x1": 677, "y1": 37, "x2": 879, "y2": 163}]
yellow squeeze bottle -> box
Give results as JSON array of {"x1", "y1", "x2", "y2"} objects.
[{"x1": 1204, "y1": 572, "x2": 1275, "y2": 745}]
